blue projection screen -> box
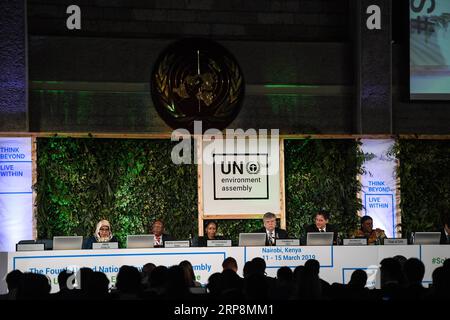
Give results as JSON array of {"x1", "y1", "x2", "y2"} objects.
[{"x1": 410, "y1": 0, "x2": 450, "y2": 99}]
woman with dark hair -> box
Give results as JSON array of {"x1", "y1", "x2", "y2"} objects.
[
  {"x1": 192, "y1": 221, "x2": 223, "y2": 247},
  {"x1": 353, "y1": 215, "x2": 386, "y2": 245}
]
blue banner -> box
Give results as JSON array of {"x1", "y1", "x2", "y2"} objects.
[
  {"x1": 360, "y1": 139, "x2": 398, "y2": 238},
  {"x1": 0, "y1": 138, "x2": 33, "y2": 251}
]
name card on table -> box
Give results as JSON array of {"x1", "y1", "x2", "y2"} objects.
[
  {"x1": 16, "y1": 243, "x2": 45, "y2": 252},
  {"x1": 276, "y1": 239, "x2": 300, "y2": 246},
  {"x1": 343, "y1": 239, "x2": 367, "y2": 246},
  {"x1": 207, "y1": 240, "x2": 232, "y2": 247},
  {"x1": 165, "y1": 241, "x2": 190, "y2": 248},
  {"x1": 383, "y1": 238, "x2": 408, "y2": 245},
  {"x1": 92, "y1": 242, "x2": 119, "y2": 249}
]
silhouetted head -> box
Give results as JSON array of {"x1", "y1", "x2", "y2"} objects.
[
  {"x1": 57, "y1": 270, "x2": 73, "y2": 290},
  {"x1": 293, "y1": 265, "x2": 304, "y2": 284},
  {"x1": 243, "y1": 261, "x2": 255, "y2": 278},
  {"x1": 277, "y1": 266, "x2": 293, "y2": 283},
  {"x1": 431, "y1": 266, "x2": 447, "y2": 293},
  {"x1": 207, "y1": 272, "x2": 223, "y2": 295},
  {"x1": 393, "y1": 255, "x2": 407, "y2": 269},
  {"x1": 251, "y1": 257, "x2": 266, "y2": 275},
  {"x1": 404, "y1": 258, "x2": 425, "y2": 285},
  {"x1": 443, "y1": 258, "x2": 450, "y2": 270},
  {"x1": 6, "y1": 270, "x2": 23, "y2": 292},
  {"x1": 380, "y1": 258, "x2": 403, "y2": 287},
  {"x1": 304, "y1": 259, "x2": 320, "y2": 276},
  {"x1": 87, "y1": 272, "x2": 110, "y2": 297},
  {"x1": 149, "y1": 265, "x2": 168, "y2": 288},
  {"x1": 166, "y1": 265, "x2": 189, "y2": 295},
  {"x1": 179, "y1": 260, "x2": 196, "y2": 287},
  {"x1": 78, "y1": 267, "x2": 94, "y2": 292},
  {"x1": 348, "y1": 269, "x2": 368, "y2": 289},
  {"x1": 16, "y1": 273, "x2": 51, "y2": 300},
  {"x1": 116, "y1": 265, "x2": 142, "y2": 294},
  {"x1": 222, "y1": 257, "x2": 238, "y2": 272},
  {"x1": 143, "y1": 263, "x2": 156, "y2": 274}
]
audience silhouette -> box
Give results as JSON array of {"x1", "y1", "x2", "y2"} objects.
[{"x1": 1, "y1": 256, "x2": 449, "y2": 301}]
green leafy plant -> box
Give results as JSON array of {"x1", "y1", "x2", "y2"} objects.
[
  {"x1": 391, "y1": 140, "x2": 450, "y2": 237},
  {"x1": 35, "y1": 138, "x2": 198, "y2": 247},
  {"x1": 284, "y1": 139, "x2": 364, "y2": 239}
]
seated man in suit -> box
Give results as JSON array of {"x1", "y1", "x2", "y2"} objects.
[
  {"x1": 439, "y1": 210, "x2": 450, "y2": 245},
  {"x1": 257, "y1": 212, "x2": 288, "y2": 246},
  {"x1": 150, "y1": 219, "x2": 173, "y2": 247},
  {"x1": 304, "y1": 211, "x2": 338, "y2": 244}
]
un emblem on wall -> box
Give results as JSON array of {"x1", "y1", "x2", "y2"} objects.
[{"x1": 150, "y1": 38, "x2": 245, "y2": 132}]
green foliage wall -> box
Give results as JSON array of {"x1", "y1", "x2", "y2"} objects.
[
  {"x1": 393, "y1": 140, "x2": 450, "y2": 236},
  {"x1": 284, "y1": 139, "x2": 363, "y2": 239},
  {"x1": 36, "y1": 138, "x2": 198, "y2": 247},
  {"x1": 35, "y1": 138, "x2": 364, "y2": 246}
]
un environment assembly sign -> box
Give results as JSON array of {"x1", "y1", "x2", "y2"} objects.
[
  {"x1": 213, "y1": 153, "x2": 269, "y2": 200},
  {"x1": 201, "y1": 137, "x2": 281, "y2": 216}
]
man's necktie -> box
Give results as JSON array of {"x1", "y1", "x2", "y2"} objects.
[
  {"x1": 269, "y1": 232, "x2": 274, "y2": 245},
  {"x1": 320, "y1": 229, "x2": 325, "y2": 233}
]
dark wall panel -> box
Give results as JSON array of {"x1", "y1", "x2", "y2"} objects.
[
  {"x1": 0, "y1": 0, "x2": 28, "y2": 131},
  {"x1": 28, "y1": 38, "x2": 352, "y2": 84},
  {"x1": 30, "y1": 91, "x2": 353, "y2": 134},
  {"x1": 27, "y1": 0, "x2": 350, "y2": 41}
]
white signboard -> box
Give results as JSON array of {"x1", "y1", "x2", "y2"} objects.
[
  {"x1": 360, "y1": 139, "x2": 398, "y2": 238},
  {"x1": 0, "y1": 138, "x2": 33, "y2": 252},
  {"x1": 202, "y1": 138, "x2": 281, "y2": 216},
  {"x1": 213, "y1": 153, "x2": 269, "y2": 200}
]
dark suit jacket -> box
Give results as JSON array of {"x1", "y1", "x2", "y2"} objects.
[
  {"x1": 440, "y1": 229, "x2": 450, "y2": 244},
  {"x1": 257, "y1": 227, "x2": 288, "y2": 246},
  {"x1": 304, "y1": 224, "x2": 338, "y2": 244}
]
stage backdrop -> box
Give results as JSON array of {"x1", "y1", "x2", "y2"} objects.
[
  {"x1": 359, "y1": 139, "x2": 399, "y2": 238},
  {"x1": 0, "y1": 138, "x2": 33, "y2": 252},
  {"x1": 33, "y1": 138, "x2": 364, "y2": 246}
]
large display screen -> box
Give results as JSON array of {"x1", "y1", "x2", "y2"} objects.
[{"x1": 410, "y1": 0, "x2": 450, "y2": 99}]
